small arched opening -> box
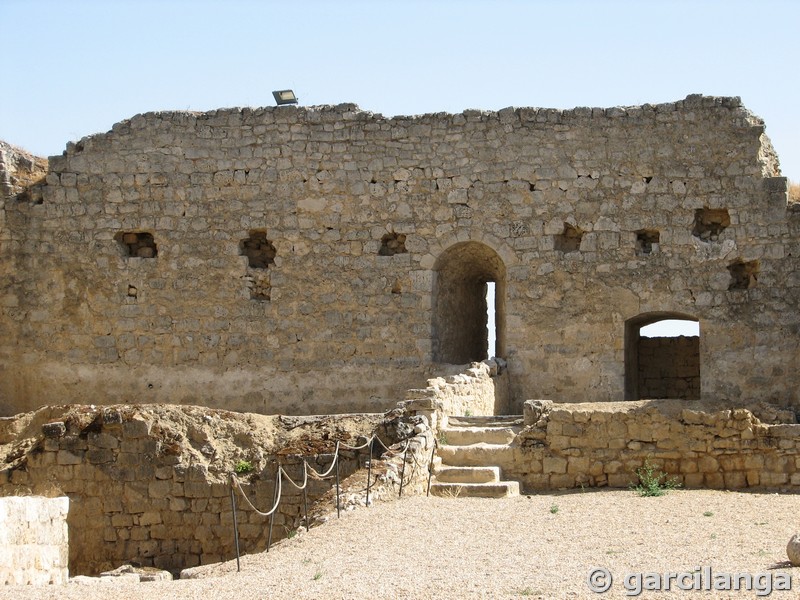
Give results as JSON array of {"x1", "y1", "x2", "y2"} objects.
[
  {"x1": 432, "y1": 241, "x2": 506, "y2": 364},
  {"x1": 624, "y1": 312, "x2": 700, "y2": 400}
]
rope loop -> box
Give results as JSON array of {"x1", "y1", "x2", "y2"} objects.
[
  {"x1": 232, "y1": 471, "x2": 282, "y2": 517},
  {"x1": 280, "y1": 463, "x2": 308, "y2": 490},
  {"x1": 305, "y1": 441, "x2": 340, "y2": 479}
]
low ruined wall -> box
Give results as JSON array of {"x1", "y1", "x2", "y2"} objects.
[
  {"x1": 0, "y1": 496, "x2": 69, "y2": 585},
  {"x1": 401, "y1": 360, "x2": 507, "y2": 427},
  {"x1": 0, "y1": 409, "x2": 374, "y2": 575},
  {"x1": 496, "y1": 399, "x2": 800, "y2": 492},
  {"x1": 0, "y1": 404, "x2": 433, "y2": 577}
]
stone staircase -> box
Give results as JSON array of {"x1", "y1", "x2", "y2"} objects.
[{"x1": 430, "y1": 415, "x2": 523, "y2": 498}]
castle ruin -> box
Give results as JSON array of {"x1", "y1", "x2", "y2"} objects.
[{"x1": 1, "y1": 94, "x2": 798, "y2": 417}]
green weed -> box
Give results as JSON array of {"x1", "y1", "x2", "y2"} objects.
[
  {"x1": 234, "y1": 459, "x2": 253, "y2": 474},
  {"x1": 632, "y1": 460, "x2": 680, "y2": 497}
]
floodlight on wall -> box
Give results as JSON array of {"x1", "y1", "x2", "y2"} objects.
[{"x1": 272, "y1": 90, "x2": 298, "y2": 105}]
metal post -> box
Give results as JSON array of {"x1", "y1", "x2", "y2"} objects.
[
  {"x1": 267, "y1": 464, "x2": 280, "y2": 552},
  {"x1": 365, "y1": 437, "x2": 374, "y2": 507},
  {"x1": 302, "y1": 466, "x2": 310, "y2": 532},
  {"x1": 334, "y1": 449, "x2": 341, "y2": 519},
  {"x1": 426, "y1": 438, "x2": 438, "y2": 497},
  {"x1": 229, "y1": 474, "x2": 241, "y2": 572},
  {"x1": 399, "y1": 443, "x2": 409, "y2": 498}
]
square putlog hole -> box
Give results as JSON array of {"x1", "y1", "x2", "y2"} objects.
[
  {"x1": 240, "y1": 231, "x2": 276, "y2": 269},
  {"x1": 692, "y1": 208, "x2": 730, "y2": 242},
  {"x1": 116, "y1": 232, "x2": 158, "y2": 258},
  {"x1": 635, "y1": 229, "x2": 660, "y2": 256},
  {"x1": 379, "y1": 231, "x2": 407, "y2": 256},
  {"x1": 554, "y1": 223, "x2": 583, "y2": 253},
  {"x1": 728, "y1": 259, "x2": 759, "y2": 290}
]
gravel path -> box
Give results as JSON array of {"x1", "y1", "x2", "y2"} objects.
[{"x1": 3, "y1": 489, "x2": 799, "y2": 599}]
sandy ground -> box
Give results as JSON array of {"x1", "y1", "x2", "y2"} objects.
[{"x1": 3, "y1": 488, "x2": 800, "y2": 599}]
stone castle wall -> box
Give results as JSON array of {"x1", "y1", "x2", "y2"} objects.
[{"x1": 1, "y1": 95, "x2": 799, "y2": 416}]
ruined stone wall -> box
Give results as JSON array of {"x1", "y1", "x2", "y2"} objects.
[
  {"x1": 0, "y1": 496, "x2": 69, "y2": 585},
  {"x1": 637, "y1": 336, "x2": 700, "y2": 399},
  {"x1": 0, "y1": 408, "x2": 362, "y2": 575},
  {"x1": 0, "y1": 404, "x2": 433, "y2": 576},
  {"x1": 1, "y1": 95, "x2": 798, "y2": 416},
  {"x1": 401, "y1": 360, "x2": 508, "y2": 428},
  {"x1": 501, "y1": 399, "x2": 800, "y2": 492}
]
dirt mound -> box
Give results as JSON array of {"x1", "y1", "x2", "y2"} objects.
[{"x1": 0, "y1": 404, "x2": 388, "y2": 481}]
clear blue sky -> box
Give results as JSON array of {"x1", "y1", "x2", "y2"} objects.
[{"x1": 2, "y1": 0, "x2": 798, "y2": 180}]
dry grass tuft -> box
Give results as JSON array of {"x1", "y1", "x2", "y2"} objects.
[{"x1": 789, "y1": 180, "x2": 800, "y2": 203}]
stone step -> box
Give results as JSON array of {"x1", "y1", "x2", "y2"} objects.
[
  {"x1": 448, "y1": 415, "x2": 524, "y2": 428},
  {"x1": 441, "y1": 426, "x2": 520, "y2": 445},
  {"x1": 435, "y1": 465, "x2": 500, "y2": 484},
  {"x1": 430, "y1": 481, "x2": 519, "y2": 498},
  {"x1": 437, "y1": 443, "x2": 516, "y2": 469}
]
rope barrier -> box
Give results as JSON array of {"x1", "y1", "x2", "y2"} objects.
[
  {"x1": 408, "y1": 442, "x2": 429, "y2": 468},
  {"x1": 229, "y1": 475, "x2": 241, "y2": 572},
  {"x1": 342, "y1": 433, "x2": 408, "y2": 455},
  {"x1": 280, "y1": 463, "x2": 308, "y2": 490},
  {"x1": 305, "y1": 441, "x2": 341, "y2": 480},
  {"x1": 426, "y1": 437, "x2": 439, "y2": 497},
  {"x1": 228, "y1": 430, "x2": 429, "y2": 567},
  {"x1": 365, "y1": 437, "x2": 374, "y2": 507},
  {"x1": 339, "y1": 436, "x2": 374, "y2": 451},
  {"x1": 267, "y1": 464, "x2": 280, "y2": 551},
  {"x1": 232, "y1": 471, "x2": 283, "y2": 517},
  {"x1": 372, "y1": 434, "x2": 410, "y2": 455}
]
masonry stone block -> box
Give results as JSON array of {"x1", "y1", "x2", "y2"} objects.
[
  {"x1": 723, "y1": 471, "x2": 747, "y2": 488},
  {"x1": 542, "y1": 457, "x2": 567, "y2": 474},
  {"x1": 746, "y1": 470, "x2": 760, "y2": 486},
  {"x1": 56, "y1": 450, "x2": 83, "y2": 465},
  {"x1": 87, "y1": 449, "x2": 114, "y2": 464},
  {"x1": 607, "y1": 473, "x2": 635, "y2": 487},
  {"x1": 607, "y1": 438, "x2": 625, "y2": 450},
  {"x1": 761, "y1": 472, "x2": 789, "y2": 486},
  {"x1": 567, "y1": 456, "x2": 591, "y2": 474},
  {"x1": 682, "y1": 473, "x2": 704, "y2": 488},
  {"x1": 549, "y1": 474, "x2": 576, "y2": 488},
  {"x1": 697, "y1": 456, "x2": 720, "y2": 473}
]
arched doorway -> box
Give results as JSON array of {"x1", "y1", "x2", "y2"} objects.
[
  {"x1": 624, "y1": 312, "x2": 701, "y2": 400},
  {"x1": 432, "y1": 241, "x2": 506, "y2": 364}
]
